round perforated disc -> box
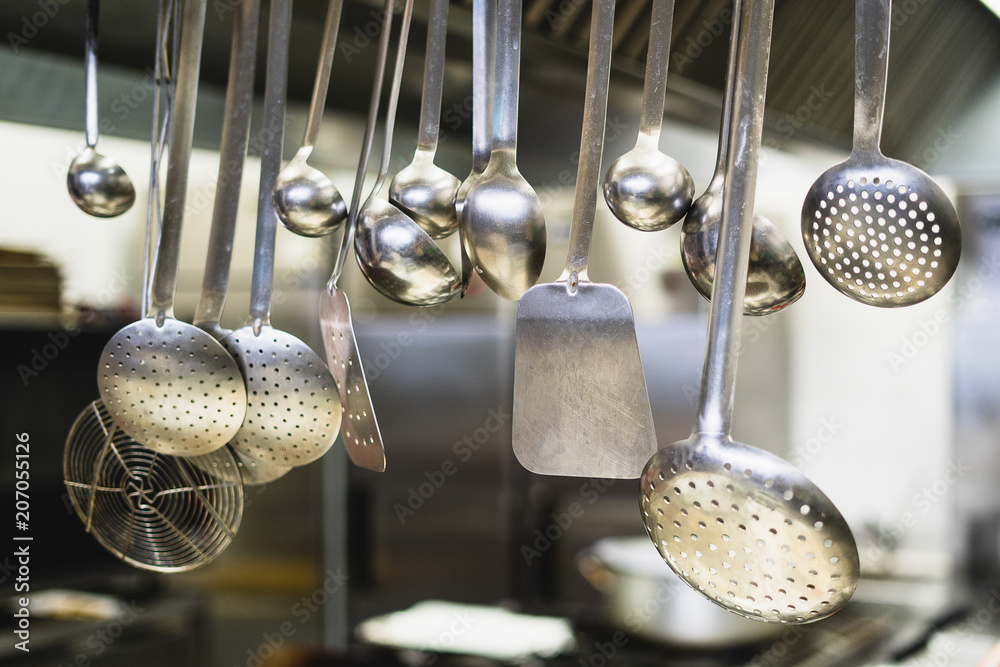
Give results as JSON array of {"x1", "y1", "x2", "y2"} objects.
[
  {"x1": 639, "y1": 439, "x2": 859, "y2": 624},
  {"x1": 223, "y1": 325, "x2": 342, "y2": 467},
  {"x1": 801, "y1": 159, "x2": 961, "y2": 307},
  {"x1": 188, "y1": 446, "x2": 291, "y2": 485},
  {"x1": 97, "y1": 319, "x2": 248, "y2": 456},
  {"x1": 63, "y1": 401, "x2": 243, "y2": 573}
]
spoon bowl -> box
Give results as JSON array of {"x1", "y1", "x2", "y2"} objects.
[
  {"x1": 389, "y1": 148, "x2": 461, "y2": 239},
  {"x1": 273, "y1": 147, "x2": 347, "y2": 237},
  {"x1": 68, "y1": 146, "x2": 136, "y2": 218},
  {"x1": 603, "y1": 140, "x2": 694, "y2": 231}
]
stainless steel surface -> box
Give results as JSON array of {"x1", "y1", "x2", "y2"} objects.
[
  {"x1": 272, "y1": 0, "x2": 348, "y2": 238},
  {"x1": 601, "y1": 0, "x2": 693, "y2": 232},
  {"x1": 97, "y1": 0, "x2": 248, "y2": 458},
  {"x1": 223, "y1": 0, "x2": 342, "y2": 468},
  {"x1": 354, "y1": 0, "x2": 461, "y2": 307},
  {"x1": 66, "y1": 0, "x2": 135, "y2": 218},
  {"x1": 640, "y1": 0, "x2": 859, "y2": 624},
  {"x1": 800, "y1": 0, "x2": 961, "y2": 307},
  {"x1": 388, "y1": 0, "x2": 461, "y2": 240},
  {"x1": 63, "y1": 400, "x2": 243, "y2": 572},
  {"x1": 463, "y1": 0, "x2": 546, "y2": 301},
  {"x1": 680, "y1": 0, "x2": 805, "y2": 316},
  {"x1": 512, "y1": 0, "x2": 656, "y2": 479}
]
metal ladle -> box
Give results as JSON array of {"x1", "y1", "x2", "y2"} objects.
[
  {"x1": 679, "y1": 0, "x2": 805, "y2": 316},
  {"x1": 223, "y1": 0, "x2": 342, "y2": 469},
  {"x1": 639, "y1": 0, "x2": 859, "y2": 625},
  {"x1": 97, "y1": 0, "x2": 248, "y2": 457},
  {"x1": 272, "y1": 0, "x2": 348, "y2": 238},
  {"x1": 354, "y1": 0, "x2": 461, "y2": 307},
  {"x1": 67, "y1": 0, "x2": 136, "y2": 218},
  {"x1": 602, "y1": 0, "x2": 693, "y2": 232},
  {"x1": 800, "y1": 0, "x2": 960, "y2": 307},
  {"x1": 389, "y1": 0, "x2": 461, "y2": 239},
  {"x1": 463, "y1": 0, "x2": 546, "y2": 301}
]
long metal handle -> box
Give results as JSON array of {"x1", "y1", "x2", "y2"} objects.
[
  {"x1": 150, "y1": 0, "x2": 207, "y2": 317},
  {"x1": 471, "y1": 0, "x2": 496, "y2": 171},
  {"x1": 492, "y1": 0, "x2": 522, "y2": 153},
  {"x1": 694, "y1": 0, "x2": 773, "y2": 437},
  {"x1": 636, "y1": 0, "x2": 674, "y2": 141},
  {"x1": 710, "y1": 0, "x2": 742, "y2": 183},
  {"x1": 328, "y1": 0, "x2": 396, "y2": 288},
  {"x1": 247, "y1": 0, "x2": 292, "y2": 326},
  {"x1": 416, "y1": 0, "x2": 449, "y2": 152},
  {"x1": 853, "y1": 0, "x2": 890, "y2": 154},
  {"x1": 302, "y1": 0, "x2": 344, "y2": 151},
  {"x1": 558, "y1": 0, "x2": 615, "y2": 283},
  {"x1": 194, "y1": 0, "x2": 261, "y2": 331},
  {"x1": 84, "y1": 0, "x2": 99, "y2": 148}
]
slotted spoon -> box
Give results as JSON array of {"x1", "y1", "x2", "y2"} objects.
[{"x1": 639, "y1": 0, "x2": 859, "y2": 625}]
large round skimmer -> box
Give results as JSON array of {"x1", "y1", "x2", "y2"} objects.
[
  {"x1": 64, "y1": 401, "x2": 243, "y2": 572},
  {"x1": 97, "y1": 0, "x2": 247, "y2": 457},
  {"x1": 223, "y1": 0, "x2": 342, "y2": 468},
  {"x1": 640, "y1": 0, "x2": 858, "y2": 625},
  {"x1": 800, "y1": 0, "x2": 960, "y2": 307}
]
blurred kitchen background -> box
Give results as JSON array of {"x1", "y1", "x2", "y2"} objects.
[{"x1": 3, "y1": 0, "x2": 1000, "y2": 665}]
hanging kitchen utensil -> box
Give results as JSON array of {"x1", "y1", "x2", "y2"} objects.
[
  {"x1": 64, "y1": 400, "x2": 243, "y2": 572},
  {"x1": 800, "y1": 0, "x2": 960, "y2": 307},
  {"x1": 602, "y1": 0, "x2": 693, "y2": 232},
  {"x1": 318, "y1": 0, "x2": 398, "y2": 474},
  {"x1": 273, "y1": 0, "x2": 348, "y2": 238},
  {"x1": 463, "y1": 0, "x2": 546, "y2": 301},
  {"x1": 640, "y1": 0, "x2": 858, "y2": 624},
  {"x1": 388, "y1": 0, "x2": 460, "y2": 239},
  {"x1": 97, "y1": 0, "x2": 248, "y2": 457},
  {"x1": 67, "y1": 0, "x2": 136, "y2": 218},
  {"x1": 223, "y1": 0, "x2": 342, "y2": 469},
  {"x1": 512, "y1": 0, "x2": 656, "y2": 479},
  {"x1": 680, "y1": 0, "x2": 804, "y2": 316},
  {"x1": 354, "y1": 0, "x2": 460, "y2": 307}
]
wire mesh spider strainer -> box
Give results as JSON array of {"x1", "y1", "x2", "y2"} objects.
[{"x1": 64, "y1": 401, "x2": 243, "y2": 572}]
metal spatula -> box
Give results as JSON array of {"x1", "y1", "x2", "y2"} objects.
[{"x1": 512, "y1": 0, "x2": 656, "y2": 479}]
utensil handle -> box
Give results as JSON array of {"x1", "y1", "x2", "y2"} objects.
[
  {"x1": 416, "y1": 0, "x2": 449, "y2": 152},
  {"x1": 248, "y1": 0, "x2": 292, "y2": 325},
  {"x1": 150, "y1": 0, "x2": 207, "y2": 317},
  {"x1": 559, "y1": 0, "x2": 615, "y2": 282},
  {"x1": 492, "y1": 0, "x2": 522, "y2": 153},
  {"x1": 695, "y1": 0, "x2": 773, "y2": 437},
  {"x1": 194, "y1": 0, "x2": 261, "y2": 330},
  {"x1": 302, "y1": 0, "x2": 344, "y2": 151},
  {"x1": 329, "y1": 0, "x2": 395, "y2": 288},
  {"x1": 471, "y1": 0, "x2": 496, "y2": 171},
  {"x1": 711, "y1": 0, "x2": 742, "y2": 181},
  {"x1": 636, "y1": 0, "x2": 674, "y2": 141},
  {"x1": 84, "y1": 0, "x2": 99, "y2": 149},
  {"x1": 853, "y1": 0, "x2": 890, "y2": 154}
]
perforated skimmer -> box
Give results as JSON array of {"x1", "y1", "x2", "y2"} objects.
[
  {"x1": 639, "y1": 0, "x2": 859, "y2": 625},
  {"x1": 800, "y1": 0, "x2": 960, "y2": 307}
]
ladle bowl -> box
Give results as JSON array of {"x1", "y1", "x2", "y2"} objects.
[
  {"x1": 68, "y1": 146, "x2": 136, "y2": 218},
  {"x1": 389, "y1": 149, "x2": 461, "y2": 239},
  {"x1": 603, "y1": 141, "x2": 694, "y2": 232},
  {"x1": 273, "y1": 147, "x2": 347, "y2": 237}
]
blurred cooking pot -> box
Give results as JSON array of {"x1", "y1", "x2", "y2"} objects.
[{"x1": 578, "y1": 536, "x2": 784, "y2": 648}]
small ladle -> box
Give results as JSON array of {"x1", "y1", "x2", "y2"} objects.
[
  {"x1": 272, "y1": 0, "x2": 348, "y2": 237},
  {"x1": 602, "y1": 0, "x2": 693, "y2": 232},
  {"x1": 388, "y1": 0, "x2": 461, "y2": 239},
  {"x1": 354, "y1": 0, "x2": 461, "y2": 307},
  {"x1": 67, "y1": 0, "x2": 136, "y2": 218},
  {"x1": 640, "y1": 0, "x2": 859, "y2": 625},
  {"x1": 679, "y1": 0, "x2": 805, "y2": 316},
  {"x1": 462, "y1": 0, "x2": 546, "y2": 301}
]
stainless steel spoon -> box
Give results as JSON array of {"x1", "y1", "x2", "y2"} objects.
[
  {"x1": 67, "y1": 0, "x2": 136, "y2": 218},
  {"x1": 602, "y1": 0, "x2": 693, "y2": 232},
  {"x1": 272, "y1": 0, "x2": 348, "y2": 238},
  {"x1": 354, "y1": 0, "x2": 461, "y2": 307},
  {"x1": 388, "y1": 0, "x2": 461, "y2": 239},
  {"x1": 679, "y1": 0, "x2": 805, "y2": 316},
  {"x1": 640, "y1": 0, "x2": 859, "y2": 624},
  {"x1": 463, "y1": 0, "x2": 546, "y2": 301},
  {"x1": 800, "y1": 0, "x2": 960, "y2": 307}
]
